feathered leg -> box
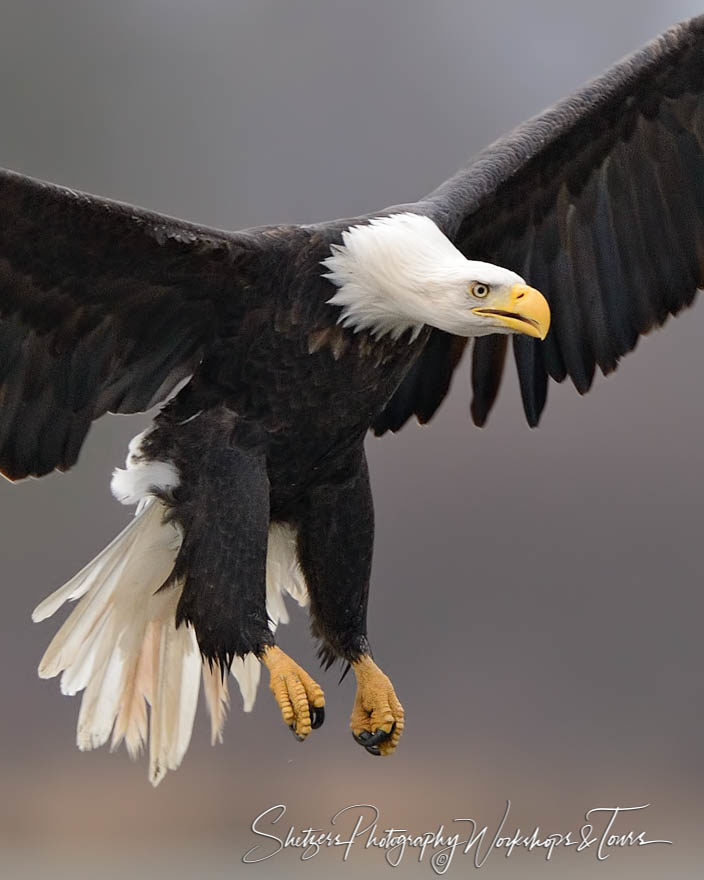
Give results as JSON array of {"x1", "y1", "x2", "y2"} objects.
[
  {"x1": 295, "y1": 445, "x2": 404, "y2": 756},
  {"x1": 165, "y1": 417, "x2": 325, "y2": 742},
  {"x1": 168, "y1": 439, "x2": 275, "y2": 668}
]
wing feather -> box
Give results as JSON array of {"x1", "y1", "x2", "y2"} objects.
[
  {"x1": 0, "y1": 168, "x2": 259, "y2": 479},
  {"x1": 470, "y1": 334, "x2": 508, "y2": 427},
  {"x1": 371, "y1": 330, "x2": 466, "y2": 435}
]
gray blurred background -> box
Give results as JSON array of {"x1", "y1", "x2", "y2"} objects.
[{"x1": 1, "y1": 1, "x2": 703, "y2": 878}]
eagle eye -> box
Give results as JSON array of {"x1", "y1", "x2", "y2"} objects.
[{"x1": 470, "y1": 282, "x2": 490, "y2": 298}]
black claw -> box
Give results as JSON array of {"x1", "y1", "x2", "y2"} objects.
[
  {"x1": 352, "y1": 730, "x2": 372, "y2": 746},
  {"x1": 352, "y1": 727, "x2": 392, "y2": 748},
  {"x1": 368, "y1": 727, "x2": 392, "y2": 745},
  {"x1": 289, "y1": 724, "x2": 306, "y2": 742},
  {"x1": 310, "y1": 705, "x2": 325, "y2": 729},
  {"x1": 365, "y1": 744, "x2": 381, "y2": 756}
]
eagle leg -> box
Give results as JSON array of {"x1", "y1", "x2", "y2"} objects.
[
  {"x1": 162, "y1": 416, "x2": 276, "y2": 669},
  {"x1": 260, "y1": 645, "x2": 326, "y2": 740},
  {"x1": 349, "y1": 654, "x2": 405, "y2": 756},
  {"x1": 293, "y1": 444, "x2": 404, "y2": 755}
]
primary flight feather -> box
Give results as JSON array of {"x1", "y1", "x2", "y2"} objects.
[{"x1": 1, "y1": 14, "x2": 703, "y2": 783}]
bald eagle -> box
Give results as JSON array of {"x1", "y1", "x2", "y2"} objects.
[{"x1": 2, "y1": 15, "x2": 704, "y2": 784}]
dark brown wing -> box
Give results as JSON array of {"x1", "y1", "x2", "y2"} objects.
[
  {"x1": 374, "y1": 14, "x2": 704, "y2": 432},
  {"x1": 371, "y1": 331, "x2": 467, "y2": 434},
  {"x1": 0, "y1": 168, "x2": 259, "y2": 479}
]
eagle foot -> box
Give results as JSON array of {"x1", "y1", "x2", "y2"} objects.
[
  {"x1": 349, "y1": 655, "x2": 404, "y2": 756},
  {"x1": 261, "y1": 645, "x2": 325, "y2": 741}
]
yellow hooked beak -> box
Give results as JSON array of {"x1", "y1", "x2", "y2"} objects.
[{"x1": 472, "y1": 284, "x2": 551, "y2": 340}]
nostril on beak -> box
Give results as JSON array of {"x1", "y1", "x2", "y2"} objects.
[{"x1": 515, "y1": 291, "x2": 525, "y2": 300}]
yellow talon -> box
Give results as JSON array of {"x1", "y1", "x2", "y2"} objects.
[
  {"x1": 260, "y1": 645, "x2": 325, "y2": 740},
  {"x1": 350, "y1": 654, "x2": 404, "y2": 756}
]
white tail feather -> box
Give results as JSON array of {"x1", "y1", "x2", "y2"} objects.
[
  {"x1": 266, "y1": 521, "x2": 309, "y2": 627},
  {"x1": 111, "y1": 620, "x2": 154, "y2": 759},
  {"x1": 148, "y1": 613, "x2": 202, "y2": 785},
  {"x1": 33, "y1": 462, "x2": 309, "y2": 783},
  {"x1": 32, "y1": 508, "x2": 151, "y2": 623},
  {"x1": 229, "y1": 653, "x2": 262, "y2": 714},
  {"x1": 202, "y1": 663, "x2": 230, "y2": 745}
]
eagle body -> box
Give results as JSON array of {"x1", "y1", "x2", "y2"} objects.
[
  {"x1": 127, "y1": 228, "x2": 433, "y2": 670},
  {"x1": 4, "y1": 14, "x2": 704, "y2": 781}
]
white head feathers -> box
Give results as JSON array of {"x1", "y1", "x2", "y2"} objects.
[{"x1": 321, "y1": 213, "x2": 525, "y2": 341}]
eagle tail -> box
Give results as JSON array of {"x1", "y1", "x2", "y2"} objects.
[
  {"x1": 31, "y1": 437, "x2": 309, "y2": 783},
  {"x1": 32, "y1": 497, "x2": 204, "y2": 785}
]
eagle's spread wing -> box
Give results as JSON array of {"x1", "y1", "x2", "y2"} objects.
[
  {"x1": 373, "y1": 14, "x2": 704, "y2": 434},
  {"x1": 0, "y1": 168, "x2": 258, "y2": 479}
]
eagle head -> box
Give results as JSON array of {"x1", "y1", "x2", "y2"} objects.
[{"x1": 322, "y1": 213, "x2": 550, "y2": 342}]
